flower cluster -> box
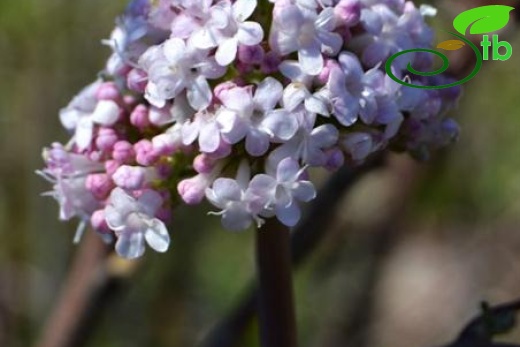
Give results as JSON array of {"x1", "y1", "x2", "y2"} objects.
[{"x1": 39, "y1": 0, "x2": 461, "y2": 259}]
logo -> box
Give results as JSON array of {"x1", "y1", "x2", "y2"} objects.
[{"x1": 385, "y1": 5, "x2": 515, "y2": 89}]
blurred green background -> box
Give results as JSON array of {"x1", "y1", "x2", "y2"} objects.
[{"x1": 1, "y1": 1, "x2": 520, "y2": 346}]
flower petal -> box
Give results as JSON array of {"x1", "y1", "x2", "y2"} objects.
[
  {"x1": 212, "y1": 178, "x2": 242, "y2": 201},
  {"x1": 187, "y1": 75, "x2": 212, "y2": 110},
  {"x1": 311, "y1": 124, "x2": 339, "y2": 147},
  {"x1": 293, "y1": 181, "x2": 316, "y2": 202},
  {"x1": 233, "y1": 0, "x2": 257, "y2": 21},
  {"x1": 217, "y1": 109, "x2": 248, "y2": 144},
  {"x1": 216, "y1": 38, "x2": 238, "y2": 66},
  {"x1": 144, "y1": 219, "x2": 170, "y2": 253},
  {"x1": 163, "y1": 38, "x2": 186, "y2": 63},
  {"x1": 298, "y1": 42, "x2": 323, "y2": 75},
  {"x1": 283, "y1": 83, "x2": 308, "y2": 112},
  {"x1": 115, "y1": 232, "x2": 145, "y2": 259},
  {"x1": 199, "y1": 122, "x2": 221, "y2": 153},
  {"x1": 91, "y1": 100, "x2": 119, "y2": 125},
  {"x1": 253, "y1": 77, "x2": 283, "y2": 112},
  {"x1": 75, "y1": 117, "x2": 94, "y2": 150},
  {"x1": 222, "y1": 204, "x2": 253, "y2": 231},
  {"x1": 261, "y1": 110, "x2": 298, "y2": 141},
  {"x1": 137, "y1": 189, "x2": 163, "y2": 216},
  {"x1": 275, "y1": 200, "x2": 301, "y2": 227},
  {"x1": 245, "y1": 130, "x2": 270, "y2": 156},
  {"x1": 237, "y1": 22, "x2": 264, "y2": 46},
  {"x1": 276, "y1": 157, "x2": 300, "y2": 182}
]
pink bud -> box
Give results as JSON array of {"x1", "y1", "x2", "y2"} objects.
[
  {"x1": 335, "y1": 0, "x2": 361, "y2": 27},
  {"x1": 130, "y1": 104, "x2": 150, "y2": 129},
  {"x1": 177, "y1": 175, "x2": 209, "y2": 205},
  {"x1": 105, "y1": 159, "x2": 120, "y2": 176},
  {"x1": 112, "y1": 141, "x2": 135, "y2": 164},
  {"x1": 86, "y1": 173, "x2": 113, "y2": 199},
  {"x1": 152, "y1": 133, "x2": 179, "y2": 156},
  {"x1": 112, "y1": 165, "x2": 146, "y2": 190},
  {"x1": 317, "y1": 59, "x2": 340, "y2": 84},
  {"x1": 96, "y1": 82, "x2": 120, "y2": 101},
  {"x1": 134, "y1": 139, "x2": 159, "y2": 166},
  {"x1": 193, "y1": 154, "x2": 216, "y2": 174},
  {"x1": 96, "y1": 128, "x2": 118, "y2": 151},
  {"x1": 91, "y1": 209, "x2": 110, "y2": 234}
]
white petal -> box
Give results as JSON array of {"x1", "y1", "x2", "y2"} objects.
[
  {"x1": 315, "y1": 7, "x2": 337, "y2": 31},
  {"x1": 233, "y1": 0, "x2": 257, "y2": 21},
  {"x1": 59, "y1": 109, "x2": 81, "y2": 130},
  {"x1": 115, "y1": 232, "x2": 146, "y2": 259},
  {"x1": 222, "y1": 204, "x2": 253, "y2": 231},
  {"x1": 75, "y1": 117, "x2": 94, "y2": 150},
  {"x1": 245, "y1": 130, "x2": 270, "y2": 156},
  {"x1": 317, "y1": 30, "x2": 343, "y2": 56},
  {"x1": 212, "y1": 178, "x2": 242, "y2": 201},
  {"x1": 216, "y1": 38, "x2": 238, "y2": 66},
  {"x1": 105, "y1": 205, "x2": 126, "y2": 230},
  {"x1": 277, "y1": 157, "x2": 300, "y2": 182},
  {"x1": 262, "y1": 110, "x2": 298, "y2": 141},
  {"x1": 293, "y1": 181, "x2": 316, "y2": 202},
  {"x1": 91, "y1": 100, "x2": 119, "y2": 125},
  {"x1": 181, "y1": 120, "x2": 200, "y2": 145},
  {"x1": 298, "y1": 43, "x2": 323, "y2": 75},
  {"x1": 163, "y1": 38, "x2": 186, "y2": 63},
  {"x1": 305, "y1": 94, "x2": 329, "y2": 116},
  {"x1": 199, "y1": 122, "x2": 221, "y2": 153},
  {"x1": 191, "y1": 28, "x2": 220, "y2": 49},
  {"x1": 249, "y1": 174, "x2": 277, "y2": 197},
  {"x1": 283, "y1": 83, "x2": 308, "y2": 111},
  {"x1": 217, "y1": 109, "x2": 248, "y2": 144},
  {"x1": 237, "y1": 22, "x2": 264, "y2": 46},
  {"x1": 279, "y1": 60, "x2": 308, "y2": 83},
  {"x1": 137, "y1": 189, "x2": 163, "y2": 216},
  {"x1": 275, "y1": 201, "x2": 301, "y2": 227},
  {"x1": 219, "y1": 86, "x2": 253, "y2": 113},
  {"x1": 187, "y1": 75, "x2": 212, "y2": 110},
  {"x1": 144, "y1": 219, "x2": 170, "y2": 253},
  {"x1": 311, "y1": 124, "x2": 339, "y2": 147},
  {"x1": 254, "y1": 77, "x2": 283, "y2": 112},
  {"x1": 198, "y1": 59, "x2": 227, "y2": 79}
]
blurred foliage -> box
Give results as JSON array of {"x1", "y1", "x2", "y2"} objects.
[{"x1": 1, "y1": 1, "x2": 520, "y2": 347}]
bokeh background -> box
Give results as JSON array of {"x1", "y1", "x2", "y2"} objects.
[{"x1": 1, "y1": 0, "x2": 520, "y2": 346}]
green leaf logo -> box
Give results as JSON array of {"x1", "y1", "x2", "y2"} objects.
[{"x1": 453, "y1": 5, "x2": 514, "y2": 35}]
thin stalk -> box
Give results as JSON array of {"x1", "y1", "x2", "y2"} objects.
[{"x1": 256, "y1": 218, "x2": 298, "y2": 347}]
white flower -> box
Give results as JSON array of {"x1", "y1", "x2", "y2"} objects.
[
  {"x1": 190, "y1": 0, "x2": 264, "y2": 66},
  {"x1": 105, "y1": 187, "x2": 170, "y2": 259},
  {"x1": 217, "y1": 77, "x2": 299, "y2": 156},
  {"x1": 59, "y1": 81, "x2": 120, "y2": 150},
  {"x1": 248, "y1": 158, "x2": 316, "y2": 227},
  {"x1": 268, "y1": 109, "x2": 339, "y2": 167},
  {"x1": 139, "y1": 38, "x2": 226, "y2": 110},
  {"x1": 205, "y1": 162, "x2": 263, "y2": 231},
  {"x1": 37, "y1": 143, "x2": 103, "y2": 242},
  {"x1": 269, "y1": 4, "x2": 343, "y2": 75},
  {"x1": 182, "y1": 109, "x2": 222, "y2": 153}
]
